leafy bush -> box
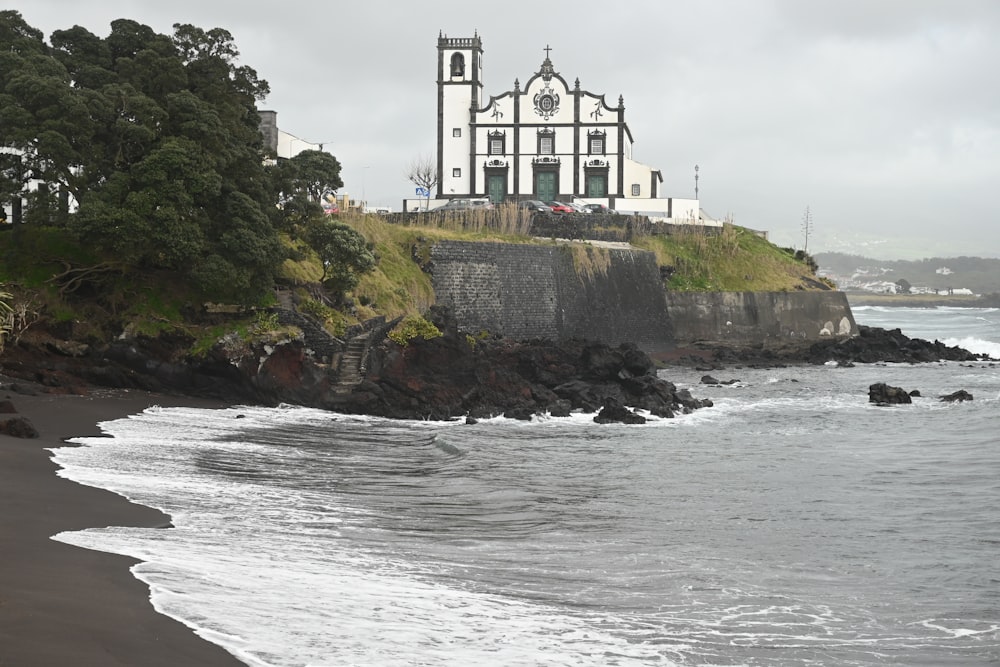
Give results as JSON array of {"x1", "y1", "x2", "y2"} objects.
[
  {"x1": 252, "y1": 311, "x2": 280, "y2": 333},
  {"x1": 299, "y1": 297, "x2": 347, "y2": 337},
  {"x1": 388, "y1": 315, "x2": 442, "y2": 346},
  {"x1": 463, "y1": 329, "x2": 492, "y2": 349}
]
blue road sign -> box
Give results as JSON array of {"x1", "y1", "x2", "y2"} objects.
[{"x1": 415, "y1": 187, "x2": 430, "y2": 197}]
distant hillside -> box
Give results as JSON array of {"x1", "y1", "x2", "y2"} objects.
[{"x1": 815, "y1": 252, "x2": 1000, "y2": 295}]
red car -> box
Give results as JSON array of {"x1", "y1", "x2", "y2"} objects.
[{"x1": 545, "y1": 201, "x2": 573, "y2": 214}]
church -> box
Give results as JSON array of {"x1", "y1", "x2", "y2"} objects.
[{"x1": 428, "y1": 32, "x2": 700, "y2": 221}]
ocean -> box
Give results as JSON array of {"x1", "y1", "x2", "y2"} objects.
[{"x1": 52, "y1": 307, "x2": 1000, "y2": 666}]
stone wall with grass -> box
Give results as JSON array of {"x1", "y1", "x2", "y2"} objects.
[
  {"x1": 430, "y1": 241, "x2": 857, "y2": 352},
  {"x1": 430, "y1": 241, "x2": 675, "y2": 352}
]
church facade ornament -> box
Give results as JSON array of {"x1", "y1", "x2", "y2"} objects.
[{"x1": 533, "y1": 86, "x2": 560, "y2": 120}]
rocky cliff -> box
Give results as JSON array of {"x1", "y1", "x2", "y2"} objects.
[{"x1": 0, "y1": 306, "x2": 711, "y2": 423}]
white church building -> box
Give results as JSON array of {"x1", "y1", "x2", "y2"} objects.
[{"x1": 409, "y1": 32, "x2": 703, "y2": 223}]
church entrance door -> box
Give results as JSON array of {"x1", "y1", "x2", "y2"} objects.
[
  {"x1": 586, "y1": 174, "x2": 607, "y2": 198},
  {"x1": 487, "y1": 174, "x2": 506, "y2": 203},
  {"x1": 536, "y1": 172, "x2": 556, "y2": 201}
]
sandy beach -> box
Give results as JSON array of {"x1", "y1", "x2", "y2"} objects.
[{"x1": 0, "y1": 380, "x2": 244, "y2": 667}]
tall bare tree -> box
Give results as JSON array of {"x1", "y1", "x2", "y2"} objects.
[{"x1": 406, "y1": 155, "x2": 438, "y2": 210}]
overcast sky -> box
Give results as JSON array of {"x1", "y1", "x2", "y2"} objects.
[{"x1": 10, "y1": 0, "x2": 1000, "y2": 259}]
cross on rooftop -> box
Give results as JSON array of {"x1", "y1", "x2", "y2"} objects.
[{"x1": 544, "y1": 44, "x2": 552, "y2": 59}]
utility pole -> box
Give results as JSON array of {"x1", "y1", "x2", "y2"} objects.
[
  {"x1": 694, "y1": 164, "x2": 699, "y2": 200},
  {"x1": 801, "y1": 206, "x2": 814, "y2": 254}
]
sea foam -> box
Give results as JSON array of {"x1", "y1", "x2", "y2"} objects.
[{"x1": 943, "y1": 336, "x2": 1000, "y2": 359}]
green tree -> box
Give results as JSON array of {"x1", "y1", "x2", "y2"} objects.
[
  {"x1": 0, "y1": 12, "x2": 286, "y2": 303},
  {"x1": 268, "y1": 149, "x2": 344, "y2": 230},
  {"x1": 0, "y1": 17, "x2": 89, "y2": 216},
  {"x1": 49, "y1": 25, "x2": 115, "y2": 89},
  {"x1": 305, "y1": 219, "x2": 376, "y2": 298},
  {"x1": 284, "y1": 149, "x2": 343, "y2": 201}
]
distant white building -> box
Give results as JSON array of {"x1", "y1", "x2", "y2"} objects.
[
  {"x1": 258, "y1": 110, "x2": 324, "y2": 161},
  {"x1": 403, "y1": 32, "x2": 707, "y2": 224}
]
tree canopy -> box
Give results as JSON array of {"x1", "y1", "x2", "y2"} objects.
[
  {"x1": 305, "y1": 218, "x2": 375, "y2": 299},
  {"x1": 0, "y1": 11, "x2": 343, "y2": 305},
  {"x1": 270, "y1": 149, "x2": 344, "y2": 230}
]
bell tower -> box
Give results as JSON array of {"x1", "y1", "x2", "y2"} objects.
[{"x1": 437, "y1": 32, "x2": 483, "y2": 198}]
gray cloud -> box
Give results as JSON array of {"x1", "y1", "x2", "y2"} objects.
[{"x1": 10, "y1": 0, "x2": 1000, "y2": 258}]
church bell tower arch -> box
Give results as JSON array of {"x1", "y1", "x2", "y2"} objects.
[{"x1": 437, "y1": 32, "x2": 483, "y2": 198}]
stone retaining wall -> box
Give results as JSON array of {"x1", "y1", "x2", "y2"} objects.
[
  {"x1": 665, "y1": 291, "x2": 858, "y2": 346},
  {"x1": 430, "y1": 241, "x2": 674, "y2": 352},
  {"x1": 430, "y1": 241, "x2": 857, "y2": 352}
]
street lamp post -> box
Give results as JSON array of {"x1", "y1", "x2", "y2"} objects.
[{"x1": 362, "y1": 166, "x2": 370, "y2": 208}]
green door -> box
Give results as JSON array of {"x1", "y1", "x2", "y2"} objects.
[
  {"x1": 586, "y1": 174, "x2": 606, "y2": 198},
  {"x1": 536, "y1": 172, "x2": 556, "y2": 201},
  {"x1": 487, "y1": 174, "x2": 506, "y2": 203}
]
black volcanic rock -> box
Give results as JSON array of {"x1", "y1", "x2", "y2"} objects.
[
  {"x1": 808, "y1": 326, "x2": 986, "y2": 364},
  {"x1": 869, "y1": 382, "x2": 913, "y2": 405},
  {"x1": 350, "y1": 335, "x2": 705, "y2": 421},
  {"x1": 701, "y1": 375, "x2": 739, "y2": 385},
  {"x1": 0, "y1": 307, "x2": 709, "y2": 423},
  {"x1": 0, "y1": 416, "x2": 39, "y2": 438},
  {"x1": 939, "y1": 390, "x2": 973, "y2": 403},
  {"x1": 679, "y1": 325, "x2": 992, "y2": 368},
  {"x1": 594, "y1": 397, "x2": 647, "y2": 424},
  {"x1": 338, "y1": 307, "x2": 709, "y2": 421}
]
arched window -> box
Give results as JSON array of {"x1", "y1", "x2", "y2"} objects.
[{"x1": 450, "y1": 52, "x2": 465, "y2": 77}]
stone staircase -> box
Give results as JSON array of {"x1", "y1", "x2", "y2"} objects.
[
  {"x1": 271, "y1": 289, "x2": 381, "y2": 398},
  {"x1": 273, "y1": 307, "x2": 342, "y2": 365},
  {"x1": 332, "y1": 333, "x2": 371, "y2": 396}
]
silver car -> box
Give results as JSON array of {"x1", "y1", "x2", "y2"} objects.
[{"x1": 438, "y1": 198, "x2": 495, "y2": 211}]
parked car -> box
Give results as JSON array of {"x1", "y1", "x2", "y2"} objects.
[
  {"x1": 583, "y1": 203, "x2": 615, "y2": 214},
  {"x1": 438, "y1": 197, "x2": 494, "y2": 211},
  {"x1": 562, "y1": 201, "x2": 590, "y2": 214},
  {"x1": 545, "y1": 201, "x2": 574, "y2": 214},
  {"x1": 517, "y1": 200, "x2": 553, "y2": 213}
]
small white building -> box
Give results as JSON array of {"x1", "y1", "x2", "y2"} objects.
[
  {"x1": 420, "y1": 32, "x2": 706, "y2": 224},
  {"x1": 259, "y1": 110, "x2": 324, "y2": 161}
]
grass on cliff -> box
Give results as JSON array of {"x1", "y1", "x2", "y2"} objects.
[
  {"x1": 318, "y1": 211, "x2": 553, "y2": 321},
  {"x1": 633, "y1": 224, "x2": 826, "y2": 291},
  {"x1": 299, "y1": 215, "x2": 831, "y2": 324},
  {"x1": 0, "y1": 227, "x2": 101, "y2": 287}
]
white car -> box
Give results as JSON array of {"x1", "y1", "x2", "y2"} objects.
[{"x1": 438, "y1": 198, "x2": 494, "y2": 211}]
